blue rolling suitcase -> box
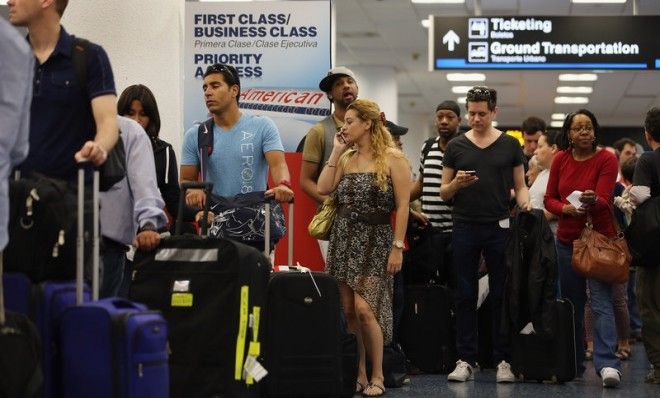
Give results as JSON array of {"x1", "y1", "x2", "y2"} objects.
[
  {"x1": 55, "y1": 167, "x2": 169, "y2": 398},
  {"x1": 59, "y1": 299, "x2": 169, "y2": 398},
  {"x1": 1, "y1": 250, "x2": 43, "y2": 398},
  {"x1": 2, "y1": 272, "x2": 91, "y2": 398},
  {"x1": 37, "y1": 280, "x2": 91, "y2": 397},
  {"x1": 2, "y1": 272, "x2": 32, "y2": 315}
]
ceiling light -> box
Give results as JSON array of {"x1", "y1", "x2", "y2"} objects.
[
  {"x1": 421, "y1": 19, "x2": 431, "y2": 29},
  {"x1": 457, "y1": 97, "x2": 467, "y2": 104},
  {"x1": 554, "y1": 96, "x2": 589, "y2": 104},
  {"x1": 451, "y1": 86, "x2": 472, "y2": 94},
  {"x1": 550, "y1": 121, "x2": 564, "y2": 128},
  {"x1": 411, "y1": 0, "x2": 465, "y2": 4},
  {"x1": 447, "y1": 73, "x2": 486, "y2": 82},
  {"x1": 571, "y1": 0, "x2": 626, "y2": 4},
  {"x1": 551, "y1": 113, "x2": 566, "y2": 120},
  {"x1": 557, "y1": 86, "x2": 593, "y2": 94},
  {"x1": 559, "y1": 73, "x2": 598, "y2": 82}
]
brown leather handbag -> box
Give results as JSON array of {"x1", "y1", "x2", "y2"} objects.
[{"x1": 572, "y1": 213, "x2": 631, "y2": 284}]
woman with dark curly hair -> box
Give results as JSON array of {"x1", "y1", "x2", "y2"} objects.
[
  {"x1": 544, "y1": 109, "x2": 622, "y2": 388},
  {"x1": 117, "y1": 84, "x2": 180, "y2": 224}
]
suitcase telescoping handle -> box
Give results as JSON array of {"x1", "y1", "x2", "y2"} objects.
[
  {"x1": 0, "y1": 250, "x2": 5, "y2": 325},
  {"x1": 176, "y1": 181, "x2": 213, "y2": 237},
  {"x1": 263, "y1": 199, "x2": 294, "y2": 261},
  {"x1": 76, "y1": 161, "x2": 101, "y2": 304}
]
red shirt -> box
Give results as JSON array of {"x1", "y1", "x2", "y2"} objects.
[{"x1": 544, "y1": 149, "x2": 618, "y2": 244}]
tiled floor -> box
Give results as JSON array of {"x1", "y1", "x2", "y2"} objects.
[{"x1": 366, "y1": 341, "x2": 657, "y2": 397}]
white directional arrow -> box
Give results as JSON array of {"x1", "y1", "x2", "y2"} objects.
[{"x1": 442, "y1": 30, "x2": 460, "y2": 52}]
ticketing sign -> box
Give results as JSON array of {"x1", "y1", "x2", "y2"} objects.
[{"x1": 429, "y1": 16, "x2": 660, "y2": 70}]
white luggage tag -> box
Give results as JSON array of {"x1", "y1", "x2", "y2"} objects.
[
  {"x1": 243, "y1": 356, "x2": 268, "y2": 382},
  {"x1": 276, "y1": 264, "x2": 322, "y2": 298}
]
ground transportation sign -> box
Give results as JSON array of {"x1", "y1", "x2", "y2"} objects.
[{"x1": 429, "y1": 16, "x2": 660, "y2": 70}]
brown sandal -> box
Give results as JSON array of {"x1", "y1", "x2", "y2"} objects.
[
  {"x1": 362, "y1": 383, "x2": 386, "y2": 397},
  {"x1": 616, "y1": 348, "x2": 631, "y2": 360},
  {"x1": 355, "y1": 381, "x2": 366, "y2": 394}
]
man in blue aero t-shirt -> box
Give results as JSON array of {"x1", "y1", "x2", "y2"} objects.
[{"x1": 180, "y1": 64, "x2": 293, "y2": 247}]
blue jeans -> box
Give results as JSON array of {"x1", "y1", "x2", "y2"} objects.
[
  {"x1": 100, "y1": 239, "x2": 127, "y2": 298},
  {"x1": 627, "y1": 268, "x2": 642, "y2": 332},
  {"x1": 452, "y1": 221, "x2": 510, "y2": 366},
  {"x1": 556, "y1": 241, "x2": 620, "y2": 375}
]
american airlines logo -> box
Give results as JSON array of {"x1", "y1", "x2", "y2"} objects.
[{"x1": 239, "y1": 88, "x2": 330, "y2": 117}]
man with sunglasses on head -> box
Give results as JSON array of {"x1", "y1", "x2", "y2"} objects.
[
  {"x1": 440, "y1": 86, "x2": 530, "y2": 383},
  {"x1": 180, "y1": 64, "x2": 293, "y2": 247}
]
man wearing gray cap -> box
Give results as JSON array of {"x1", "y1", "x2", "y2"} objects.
[
  {"x1": 300, "y1": 66, "x2": 358, "y2": 259},
  {"x1": 301, "y1": 67, "x2": 359, "y2": 204},
  {"x1": 409, "y1": 100, "x2": 461, "y2": 284}
]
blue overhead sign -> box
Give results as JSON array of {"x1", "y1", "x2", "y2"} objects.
[{"x1": 429, "y1": 16, "x2": 660, "y2": 70}]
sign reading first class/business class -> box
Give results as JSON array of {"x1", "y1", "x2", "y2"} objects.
[
  {"x1": 430, "y1": 16, "x2": 660, "y2": 70},
  {"x1": 184, "y1": 1, "x2": 331, "y2": 151}
]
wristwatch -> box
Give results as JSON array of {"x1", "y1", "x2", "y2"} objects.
[{"x1": 392, "y1": 239, "x2": 404, "y2": 250}]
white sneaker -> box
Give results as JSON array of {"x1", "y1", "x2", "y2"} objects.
[
  {"x1": 496, "y1": 360, "x2": 516, "y2": 383},
  {"x1": 448, "y1": 360, "x2": 474, "y2": 382},
  {"x1": 601, "y1": 367, "x2": 621, "y2": 388}
]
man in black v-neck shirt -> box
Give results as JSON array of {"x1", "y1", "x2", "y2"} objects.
[{"x1": 440, "y1": 87, "x2": 530, "y2": 384}]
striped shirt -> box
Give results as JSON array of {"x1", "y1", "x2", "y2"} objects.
[{"x1": 418, "y1": 138, "x2": 453, "y2": 232}]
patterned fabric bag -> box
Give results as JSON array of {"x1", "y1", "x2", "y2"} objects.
[{"x1": 208, "y1": 191, "x2": 286, "y2": 243}]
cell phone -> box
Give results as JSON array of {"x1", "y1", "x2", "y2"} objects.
[{"x1": 464, "y1": 170, "x2": 477, "y2": 176}]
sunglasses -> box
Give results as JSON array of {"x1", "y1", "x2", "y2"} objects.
[
  {"x1": 466, "y1": 87, "x2": 492, "y2": 100},
  {"x1": 205, "y1": 64, "x2": 237, "y2": 82}
]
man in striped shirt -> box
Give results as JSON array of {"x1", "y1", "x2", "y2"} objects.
[{"x1": 409, "y1": 100, "x2": 461, "y2": 285}]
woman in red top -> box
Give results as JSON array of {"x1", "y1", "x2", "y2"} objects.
[{"x1": 544, "y1": 109, "x2": 622, "y2": 388}]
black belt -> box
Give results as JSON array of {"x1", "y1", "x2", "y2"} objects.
[{"x1": 337, "y1": 206, "x2": 391, "y2": 225}]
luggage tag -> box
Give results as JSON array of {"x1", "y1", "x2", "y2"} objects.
[
  {"x1": 519, "y1": 322, "x2": 536, "y2": 335},
  {"x1": 171, "y1": 280, "x2": 193, "y2": 307},
  {"x1": 243, "y1": 356, "x2": 268, "y2": 382},
  {"x1": 276, "y1": 264, "x2": 322, "y2": 298}
]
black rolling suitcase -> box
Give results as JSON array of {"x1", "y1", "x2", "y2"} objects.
[
  {"x1": 261, "y1": 200, "x2": 346, "y2": 398},
  {"x1": 129, "y1": 182, "x2": 270, "y2": 398},
  {"x1": 511, "y1": 299, "x2": 577, "y2": 383},
  {"x1": 400, "y1": 283, "x2": 456, "y2": 373},
  {"x1": 263, "y1": 268, "x2": 343, "y2": 397},
  {"x1": 0, "y1": 254, "x2": 43, "y2": 398}
]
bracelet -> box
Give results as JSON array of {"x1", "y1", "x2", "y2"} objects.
[
  {"x1": 325, "y1": 161, "x2": 336, "y2": 168},
  {"x1": 278, "y1": 178, "x2": 292, "y2": 189}
]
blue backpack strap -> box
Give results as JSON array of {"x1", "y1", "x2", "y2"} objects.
[{"x1": 197, "y1": 118, "x2": 215, "y2": 181}]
